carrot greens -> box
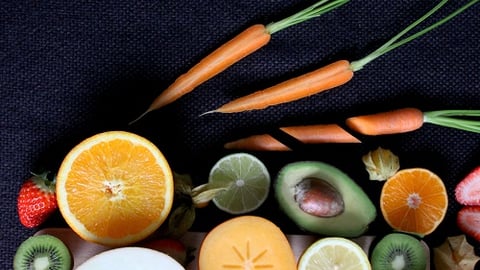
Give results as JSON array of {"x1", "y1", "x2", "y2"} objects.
[
  {"x1": 424, "y1": 110, "x2": 480, "y2": 133},
  {"x1": 350, "y1": 0, "x2": 479, "y2": 71}
]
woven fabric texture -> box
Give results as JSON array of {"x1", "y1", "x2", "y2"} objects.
[{"x1": 1, "y1": 1, "x2": 479, "y2": 268}]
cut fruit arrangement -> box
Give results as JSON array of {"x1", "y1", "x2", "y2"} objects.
[
  {"x1": 12, "y1": 0, "x2": 480, "y2": 269},
  {"x1": 363, "y1": 147, "x2": 449, "y2": 237}
]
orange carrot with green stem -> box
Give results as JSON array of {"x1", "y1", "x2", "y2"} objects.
[
  {"x1": 205, "y1": 0, "x2": 478, "y2": 114},
  {"x1": 225, "y1": 108, "x2": 480, "y2": 150},
  {"x1": 224, "y1": 123, "x2": 361, "y2": 151},
  {"x1": 346, "y1": 108, "x2": 480, "y2": 135},
  {"x1": 129, "y1": 0, "x2": 350, "y2": 124}
]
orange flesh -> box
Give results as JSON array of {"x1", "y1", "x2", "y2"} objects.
[
  {"x1": 380, "y1": 168, "x2": 448, "y2": 236},
  {"x1": 57, "y1": 132, "x2": 174, "y2": 246},
  {"x1": 198, "y1": 216, "x2": 296, "y2": 270}
]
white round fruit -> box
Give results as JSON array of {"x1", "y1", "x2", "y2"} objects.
[{"x1": 77, "y1": 247, "x2": 185, "y2": 270}]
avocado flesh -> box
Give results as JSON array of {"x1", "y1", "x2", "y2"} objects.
[{"x1": 275, "y1": 161, "x2": 376, "y2": 237}]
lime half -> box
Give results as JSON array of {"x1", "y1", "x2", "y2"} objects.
[
  {"x1": 298, "y1": 237, "x2": 371, "y2": 270},
  {"x1": 208, "y1": 153, "x2": 270, "y2": 214}
]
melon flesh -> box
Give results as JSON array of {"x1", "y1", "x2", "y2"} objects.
[
  {"x1": 76, "y1": 247, "x2": 185, "y2": 270},
  {"x1": 198, "y1": 215, "x2": 296, "y2": 270}
]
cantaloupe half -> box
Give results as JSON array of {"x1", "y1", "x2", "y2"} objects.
[{"x1": 198, "y1": 215, "x2": 296, "y2": 270}]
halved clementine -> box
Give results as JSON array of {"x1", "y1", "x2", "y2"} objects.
[
  {"x1": 380, "y1": 168, "x2": 448, "y2": 236},
  {"x1": 56, "y1": 131, "x2": 174, "y2": 246}
]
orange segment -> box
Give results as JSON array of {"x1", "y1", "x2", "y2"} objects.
[
  {"x1": 380, "y1": 168, "x2": 448, "y2": 236},
  {"x1": 56, "y1": 131, "x2": 174, "y2": 246}
]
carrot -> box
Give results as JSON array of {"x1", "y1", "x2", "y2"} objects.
[
  {"x1": 346, "y1": 108, "x2": 480, "y2": 135},
  {"x1": 205, "y1": 0, "x2": 478, "y2": 114},
  {"x1": 209, "y1": 60, "x2": 353, "y2": 114},
  {"x1": 346, "y1": 108, "x2": 424, "y2": 135},
  {"x1": 129, "y1": 0, "x2": 350, "y2": 124},
  {"x1": 224, "y1": 124, "x2": 360, "y2": 151}
]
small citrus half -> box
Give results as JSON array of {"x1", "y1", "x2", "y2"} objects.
[
  {"x1": 297, "y1": 237, "x2": 371, "y2": 270},
  {"x1": 208, "y1": 153, "x2": 270, "y2": 214},
  {"x1": 380, "y1": 168, "x2": 448, "y2": 236},
  {"x1": 56, "y1": 131, "x2": 174, "y2": 246}
]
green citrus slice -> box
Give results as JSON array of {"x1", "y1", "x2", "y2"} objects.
[
  {"x1": 298, "y1": 237, "x2": 371, "y2": 270},
  {"x1": 208, "y1": 153, "x2": 270, "y2": 214}
]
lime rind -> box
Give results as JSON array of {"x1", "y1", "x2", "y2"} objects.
[{"x1": 209, "y1": 153, "x2": 270, "y2": 214}]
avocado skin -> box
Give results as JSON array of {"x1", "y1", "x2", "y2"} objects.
[{"x1": 275, "y1": 161, "x2": 376, "y2": 237}]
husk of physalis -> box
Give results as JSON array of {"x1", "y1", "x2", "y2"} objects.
[
  {"x1": 434, "y1": 235, "x2": 480, "y2": 270},
  {"x1": 362, "y1": 147, "x2": 400, "y2": 181}
]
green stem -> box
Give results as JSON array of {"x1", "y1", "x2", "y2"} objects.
[
  {"x1": 424, "y1": 110, "x2": 480, "y2": 133},
  {"x1": 266, "y1": 0, "x2": 350, "y2": 34},
  {"x1": 350, "y1": 0, "x2": 479, "y2": 71}
]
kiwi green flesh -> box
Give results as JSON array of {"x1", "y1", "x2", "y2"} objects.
[
  {"x1": 14, "y1": 234, "x2": 72, "y2": 270},
  {"x1": 274, "y1": 161, "x2": 376, "y2": 237},
  {"x1": 371, "y1": 233, "x2": 427, "y2": 270}
]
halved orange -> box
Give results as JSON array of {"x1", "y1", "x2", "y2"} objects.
[
  {"x1": 56, "y1": 131, "x2": 174, "y2": 246},
  {"x1": 380, "y1": 168, "x2": 448, "y2": 236}
]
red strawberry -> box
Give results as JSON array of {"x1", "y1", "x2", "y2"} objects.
[
  {"x1": 141, "y1": 238, "x2": 189, "y2": 266},
  {"x1": 457, "y1": 206, "x2": 480, "y2": 242},
  {"x1": 17, "y1": 172, "x2": 57, "y2": 228},
  {"x1": 455, "y1": 166, "x2": 480, "y2": 205}
]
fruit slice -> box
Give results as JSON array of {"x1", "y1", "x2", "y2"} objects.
[
  {"x1": 297, "y1": 237, "x2": 371, "y2": 270},
  {"x1": 208, "y1": 153, "x2": 270, "y2": 214},
  {"x1": 380, "y1": 168, "x2": 448, "y2": 236},
  {"x1": 56, "y1": 131, "x2": 174, "y2": 246},
  {"x1": 457, "y1": 206, "x2": 480, "y2": 242},
  {"x1": 275, "y1": 161, "x2": 376, "y2": 237},
  {"x1": 198, "y1": 215, "x2": 296, "y2": 270},
  {"x1": 370, "y1": 233, "x2": 427, "y2": 270},
  {"x1": 76, "y1": 247, "x2": 184, "y2": 270},
  {"x1": 455, "y1": 166, "x2": 480, "y2": 206},
  {"x1": 14, "y1": 234, "x2": 72, "y2": 270}
]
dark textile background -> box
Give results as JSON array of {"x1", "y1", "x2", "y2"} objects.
[{"x1": 2, "y1": 0, "x2": 479, "y2": 268}]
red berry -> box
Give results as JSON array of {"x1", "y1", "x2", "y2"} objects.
[
  {"x1": 17, "y1": 172, "x2": 57, "y2": 228},
  {"x1": 457, "y1": 206, "x2": 480, "y2": 242},
  {"x1": 455, "y1": 166, "x2": 480, "y2": 206}
]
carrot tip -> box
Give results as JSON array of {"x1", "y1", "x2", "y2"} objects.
[
  {"x1": 198, "y1": 110, "x2": 218, "y2": 117},
  {"x1": 128, "y1": 109, "x2": 151, "y2": 125}
]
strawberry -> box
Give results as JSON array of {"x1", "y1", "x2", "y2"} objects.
[
  {"x1": 141, "y1": 238, "x2": 190, "y2": 266},
  {"x1": 457, "y1": 206, "x2": 480, "y2": 242},
  {"x1": 17, "y1": 172, "x2": 57, "y2": 228},
  {"x1": 455, "y1": 166, "x2": 480, "y2": 205}
]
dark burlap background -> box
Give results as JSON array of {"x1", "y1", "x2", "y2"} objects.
[{"x1": 1, "y1": 0, "x2": 479, "y2": 268}]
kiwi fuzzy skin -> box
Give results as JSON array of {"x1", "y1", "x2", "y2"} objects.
[
  {"x1": 13, "y1": 234, "x2": 72, "y2": 270},
  {"x1": 370, "y1": 233, "x2": 426, "y2": 270}
]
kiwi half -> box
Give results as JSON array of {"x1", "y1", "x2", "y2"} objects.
[
  {"x1": 14, "y1": 234, "x2": 72, "y2": 270},
  {"x1": 370, "y1": 233, "x2": 427, "y2": 270}
]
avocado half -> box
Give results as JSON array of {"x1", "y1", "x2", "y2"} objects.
[{"x1": 275, "y1": 161, "x2": 376, "y2": 237}]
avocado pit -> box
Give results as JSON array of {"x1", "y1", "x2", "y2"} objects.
[{"x1": 294, "y1": 177, "x2": 344, "y2": 217}]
